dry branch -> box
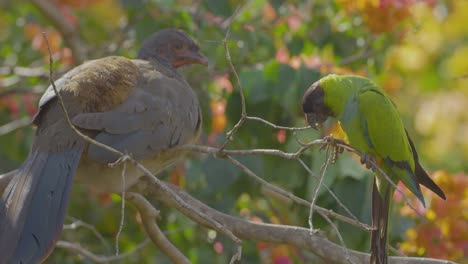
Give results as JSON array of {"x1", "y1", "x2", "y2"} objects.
[
  {"x1": 56, "y1": 239, "x2": 150, "y2": 263},
  {"x1": 126, "y1": 192, "x2": 190, "y2": 264},
  {"x1": 135, "y1": 178, "x2": 455, "y2": 264}
]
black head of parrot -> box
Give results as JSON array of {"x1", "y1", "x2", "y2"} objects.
[{"x1": 302, "y1": 80, "x2": 334, "y2": 129}]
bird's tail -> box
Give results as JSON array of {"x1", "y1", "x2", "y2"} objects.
[
  {"x1": 370, "y1": 178, "x2": 391, "y2": 264},
  {"x1": 0, "y1": 148, "x2": 82, "y2": 264}
]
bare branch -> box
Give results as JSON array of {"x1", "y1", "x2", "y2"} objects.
[
  {"x1": 0, "y1": 117, "x2": 31, "y2": 136},
  {"x1": 221, "y1": 155, "x2": 370, "y2": 230},
  {"x1": 126, "y1": 192, "x2": 190, "y2": 264},
  {"x1": 56, "y1": 239, "x2": 150, "y2": 263},
  {"x1": 183, "y1": 138, "x2": 325, "y2": 160},
  {"x1": 220, "y1": 5, "x2": 246, "y2": 150},
  {"x1": 309, "y1": 148, "x2": 332, "y2": 232},
  {"x1": 297, "y1": 158, "x2": 370, "y2": 230},
  {"x1": 141, "y1": 179, "x2": 455, "y2": 264},
  {"x1": 321, "y1": 213, "x2": 353, "y2": 264},
  {"x1": 245, "y1": 116, "x2": 311, "y2": 131},
  {"x1": 42, "y1": 32, "x2": 125, "y2": 159},
  {"x1": 64, "y1": 216, "x2": 111, "y2": 253},
  {"x1": 115, "y1": 159, "x2": 127, "y2": 255}
]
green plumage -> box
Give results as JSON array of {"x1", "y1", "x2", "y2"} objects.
[
  {"x1": 302, "y1": 74, "x2": 446, "y2": 264},
  {"x1": 320, "y1": 75, "x2": 422, "y2": 201}
]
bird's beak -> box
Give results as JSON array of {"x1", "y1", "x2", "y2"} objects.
[
  {"x1": 173, "y1": 50, "x2": 209, "y2": 67},
  {"x1": 188, "y1": 50, "x2": 209, "y2": 66},
  {"x1": 305, "y1": 113, "x2": 322, "y2": 130}
]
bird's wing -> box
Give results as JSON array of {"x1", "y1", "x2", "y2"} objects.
[
  {"x1": 72, "y1": 61, "x2": 201, "y2": 163},
  {"x1": 33, "y1": 56, "x2": 139, "y2": 127},
  {"x1": 357, "y1": 88, "x2": 424, "y2": 201}
]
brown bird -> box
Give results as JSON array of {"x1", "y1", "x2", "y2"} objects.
[{"x1": 0, "y1": 28, "x2": 208, "y2": 263}]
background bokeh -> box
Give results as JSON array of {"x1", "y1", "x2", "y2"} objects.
[{"x1": 0, "y1": 0, "x2": 466, "y2": 263}]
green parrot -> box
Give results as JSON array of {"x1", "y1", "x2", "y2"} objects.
[{"x1": 301, "y1": 74, "x2": 446, "y2": 264}]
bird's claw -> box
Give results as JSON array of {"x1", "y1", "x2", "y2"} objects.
[
  {"x1": 360, "y1": 153, "x2": 376, "y2": 170},
  {"x1": 320, "y1": 136, "x2": 346, "y2": 163}
]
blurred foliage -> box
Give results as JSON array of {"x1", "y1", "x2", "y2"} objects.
[
  {"x1": 397, "y1": 171, "x2": 467, "y2": 262},
  {"x1": 0, "y1": 0, "x2": 466, "y2": 263}
]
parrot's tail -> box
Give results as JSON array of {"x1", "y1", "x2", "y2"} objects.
[
  {"x1": 0, "y1": 148, "x2": 82, "y2": 264},
  {"x1": 370, "y1": 178, "x2": 391, "y2": 264}
]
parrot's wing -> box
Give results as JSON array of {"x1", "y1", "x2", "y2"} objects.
[
  {"x1": 357, "y1": 88, "x2": 424, "y2": 202},
  {"x1": 72, "y1": 66, "x2": 201, "y2": 163}
]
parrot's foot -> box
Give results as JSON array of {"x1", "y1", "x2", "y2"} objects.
[
  {"x1": 360, "y1": 153, "x2": 376, "y2": 170},
  {"x1": 321, "y1": 135, "x2": 346, "y2": 163}
]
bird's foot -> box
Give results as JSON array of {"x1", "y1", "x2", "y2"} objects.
[
  {"x1": 320, "y1": 135, "x2": 346, "y2": 164},
  {"x1": 360, "y1": 153, "x2": 376, "y2": 171}
]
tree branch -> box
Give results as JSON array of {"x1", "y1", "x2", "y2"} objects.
[
  {"x1": 126, "y1": 192, "x2": 190, "y2": 264},
  {"x1": 138, "y1": 179, "x2": 456, "y2": 264}
]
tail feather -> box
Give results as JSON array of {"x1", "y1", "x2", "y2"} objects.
[
  {"x1": 0, "y1": 148, "x2": 82, "y2": 264},
  {"x1": 405, "y1": 130, "x2": 446, "y2": 200},
  {"x1": 370, "y1": 178, "x2": 390, "y2": 264},
  {"x1": 0, "y1": 169, "x2": 18, "y2": 194}
]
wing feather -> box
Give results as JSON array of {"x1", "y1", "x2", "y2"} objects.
[{"x1": 357, "y1": 88, "x2": 423, "y2": 201}]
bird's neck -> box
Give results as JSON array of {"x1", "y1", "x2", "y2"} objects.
[{"x1": 147, "y1": 57, "x2": 182, "y2": 80}]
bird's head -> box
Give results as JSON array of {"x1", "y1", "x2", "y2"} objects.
[
  {"x1": 137, "y1": 28, "x2": 208, "y2": 68},
  {"x1": 301, "y1": 79, "x2": 334, "y2": 130}
]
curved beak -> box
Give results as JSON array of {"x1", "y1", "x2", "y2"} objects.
[
  {"x1": 173, "y1": 50, "x2": 209, "y2": 68},
  {"x1": 305, "y1": 113, "x2": 323, "y2": 130}
]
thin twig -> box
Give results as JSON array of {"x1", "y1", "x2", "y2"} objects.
[
  {"x1": 321, "y1": 213, "x2": 354, "y2": 264},
  {"x1": 57, "y1": 239, "x2": 151, "y2": 263},
  {"x1": 308, "y1": 147, "x2": 332, "y2": 232},
  {"x1": 297, "y1": 158, "x2": 370, "y2": 231},
  {"x1": 115, "y1": 158, "x2": 127, "y2": 256},
  {"x1": 64, "y1": 216, "x2": 111, "y2": 253},
  {"x1": 221, "y1": 155, "x2": 370, "y2": 230},
  {"x1": 42, "y1": 32, "x2": 125, "y2": 159},
  {"x1": 219, "y1": 5, "x2": 246, "y2": 150},
  {"x1": 245, "y1": 116, "x2": 311, "y2": 131},
  {"x1": 184, "y1": 138, "x2": 326, "y2": 160}
]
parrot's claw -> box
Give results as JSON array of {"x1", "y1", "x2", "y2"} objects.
[
  {"x1": 321, "y1": 136, "x2": 346, "y2": 163},
  {"x1": 321, "y1": 135, "x2": 347, "y2": 147},
  {"x1": 360, "y1": 153, "x2": 376, "y2": 170}
]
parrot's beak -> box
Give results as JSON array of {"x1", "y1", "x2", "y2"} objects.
[{"x1": 305, "y1": 113, "x2": 322, "y2": 130}]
